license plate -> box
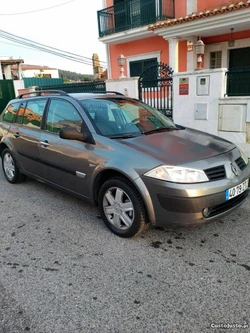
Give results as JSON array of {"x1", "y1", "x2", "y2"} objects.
[{"x1": 226, "y1": 179, "x2": 249, "y2": 200}]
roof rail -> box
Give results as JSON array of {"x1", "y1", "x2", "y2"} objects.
[
  {"x1": 105, "y1": 91, "x2": 124, "y2": 96},
  {"x1": 80, "y1": 91, "x2": 124, "y2": 96},
  {"x1": 17, "y1": 90, "x2": 69, "y2": 99}
]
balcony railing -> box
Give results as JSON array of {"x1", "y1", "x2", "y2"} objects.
[
  {"x1": 98, "y1": 0, "x2": 175, "y2": 38},
  {"x1": 226, "y1": 67, "x2": 250, "y2": 96}
]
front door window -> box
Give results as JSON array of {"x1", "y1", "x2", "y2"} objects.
[{"x1": 46, "y1": 99, "x2": 82, "y2": 133}]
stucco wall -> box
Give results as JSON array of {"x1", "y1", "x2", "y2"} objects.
[
  {"x1": 0, "y1": 62, "x2": 3, "y2": 79},
  {"x1": 106, "y1": 77, "x2": 139, "y2": 99},
  {"x1": 197, "y1": 0, "x2": 229, "y2": 11},
  {"x1": 173, "y1": 69, "x2": 250, "y2": 156},
  {"x1": 109, "y1": 36, "x2": 169, "y2": 79},
  {"x1": 13, "y1": 80, "x2": 25, "y2": 97}
]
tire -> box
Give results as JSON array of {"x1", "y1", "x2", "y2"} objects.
[
  {"x1": 1, "y1": 149, "x2": 26, "y2": 184},
  {"x1": 98, "y1": 177, "x2": 149, "y2": 238}
]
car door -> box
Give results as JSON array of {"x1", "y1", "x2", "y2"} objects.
[
  {"x1": 8, "y1": 99, "x2": 48, "y2": 177},
  {"x1": 39, "y1": 98, "x2": 92, "y2": 198}
]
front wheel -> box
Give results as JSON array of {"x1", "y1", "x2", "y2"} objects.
[
  {"x1": 98, "y1": 177, "x2": 149, "y2": 238},
  {"x1": 2, "y1": 149, "x2": 26, "y2": 183}
]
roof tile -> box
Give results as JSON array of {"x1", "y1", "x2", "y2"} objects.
[{"x1": 148, "y1": 0, "x2": 250, "y2": 31}]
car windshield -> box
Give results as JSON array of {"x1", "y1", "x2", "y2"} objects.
[{"x1": 79, "y1": 98, "x2": 177, "y2": 137}]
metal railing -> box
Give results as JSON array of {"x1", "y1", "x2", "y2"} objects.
[
  {"x1": 226, "y1": 67, "x2": 250, "y2": 96},
  {"x1": 98, "y1": 0, "x2": 174, "y2": 37}
]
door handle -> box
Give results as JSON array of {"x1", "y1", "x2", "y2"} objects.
[
  {"x1": 40, "y1": 140, "x2": 50, "y2": 147},
  {"x1": 14, "y1": 132, "x2": 20, "y2": 138}
]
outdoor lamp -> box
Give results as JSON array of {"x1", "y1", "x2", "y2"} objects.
[
  {"x1": 195, "y1": 38, "x2": 205, "y2": 70},
  {"x1": 117, "y1": 54, "x2": 126, "y2": 79}
]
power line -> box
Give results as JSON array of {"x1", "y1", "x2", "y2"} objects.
[
  {"x1": 0, "y1": 29, "x2": 107, "y2": 68},
  {"x1": 0, "y1": 0, "x2": 77, "y2": 16},
  {"x1": 0, "y1": 39, "x2": 43, "y2": 52},
  {"x1": 0, "y1": 38, "x2": 94, "y2": 66},
  {"x1": 1, "y1": 34, "x2": 102, "y2": 67},
  {"x1": 0, "y1": 29, "x2": 107, "y2": 65},
  {"x1": 1, "y1": 33, "x2": 93, "y2": 65}
]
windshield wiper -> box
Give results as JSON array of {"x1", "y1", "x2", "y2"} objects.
[
  {"x1": 143, "y1": 127, "x2": 178, "y2": 135},
  {"x1": 109, "y1": 133, "x2": 137, "y2": 139}
]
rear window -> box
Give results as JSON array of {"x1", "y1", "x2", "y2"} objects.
[{"x1": 2, "y1": 102, "x2": 20, "y2": 123}]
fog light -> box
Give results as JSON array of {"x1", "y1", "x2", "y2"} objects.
[{"x1": 203, "y1": 208, "x2": 210, "y2": 218}]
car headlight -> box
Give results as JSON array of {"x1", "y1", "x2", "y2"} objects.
[
  {"x1": 240, "y1": 149, "x2": 249, "y2": 165},
  {"x1": 144, "y1": 165, "x2": 209, "y2": 183}
]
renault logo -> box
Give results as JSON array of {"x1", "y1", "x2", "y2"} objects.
[{"x1": 231, "y1": 162, "x2": 239, "y2": 177}]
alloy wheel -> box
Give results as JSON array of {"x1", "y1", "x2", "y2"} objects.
[
  {"x1": 3, "y1": 153, "x2": 15, "y2": 180},
  {"x1": 103, "y1": 186, "x2": 134, "y2": 231}
]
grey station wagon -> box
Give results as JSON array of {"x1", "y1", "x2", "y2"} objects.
[{"x1": 0, "y1": 90, "x2": 249, "y2": 237}]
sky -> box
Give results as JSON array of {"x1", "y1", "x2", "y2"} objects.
[{"x1": 0, "y1": 0, "x2": 107, "y2": 75}]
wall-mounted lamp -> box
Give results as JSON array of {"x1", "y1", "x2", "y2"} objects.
[
  {"x1": 117, "y1": 54, "x2": 126, "y2": 79},
  {"x1": 195, "y1": 38, "x2": 205, "y2": 70},
  {"x1": 228, "y1": 28, "x2": 235, "y2": 47}
]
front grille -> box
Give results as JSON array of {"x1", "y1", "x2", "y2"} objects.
[
  {"x1": 204, "y1": 165, "x2": 226, "y2": 181},
  {"x1": 206, "y1": 190, "x2": 249, "y2": 218},
  {"x1": 235, "y1": 157, "x2": 247, "y2": 170}
]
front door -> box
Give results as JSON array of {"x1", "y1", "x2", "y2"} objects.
[
  {"x1": 228, "y1": 47, "x2": 250, "y2": 96},
  {"x1": 39, "y1": 98, "x2": 91, "y2": 198}
]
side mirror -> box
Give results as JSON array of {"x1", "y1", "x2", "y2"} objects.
[{"x1": 59, "y1": 127, "x2": 95, "y2": 144}]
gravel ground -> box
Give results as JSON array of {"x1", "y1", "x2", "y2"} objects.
[{"x1": 0, "y1": 168, "x2": 249, "y2": 333}]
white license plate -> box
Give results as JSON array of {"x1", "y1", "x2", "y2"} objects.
[{"x1": 226, "y1": 179, "x2": 249, "y2": 200}]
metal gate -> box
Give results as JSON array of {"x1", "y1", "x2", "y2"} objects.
[
  {"x1": 0, "y1": 80, "x2": 15, "y2": 114},
  {"x1": 138, "y1": 62, "x2": 173, "y2": 118}
]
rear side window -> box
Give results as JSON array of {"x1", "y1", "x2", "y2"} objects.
[
  {"x1": 2, "y1": 102, "x2": 20, "y2": 123},
  {"x1": 22, "y1": 99, "x2": 47, "y2": 129}
]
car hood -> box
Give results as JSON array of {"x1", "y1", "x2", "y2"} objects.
[{"x1": 119, "y1": 128, "x2": 235, "y2": 165}]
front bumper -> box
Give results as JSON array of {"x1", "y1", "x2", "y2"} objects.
[
  {"x1": 141, "y1": 170, "x2": 250, "y2": 227},
  {"x1": 156, "y1": 189, "x2": 249, "y2": 226}
]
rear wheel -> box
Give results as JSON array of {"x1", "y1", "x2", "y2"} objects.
[
  {"x1": 98, "y1": 177, "x2": 149, "y2": 238},
  {"x1": 2, "y1": 149, "x2": 26, "y2": 183}
]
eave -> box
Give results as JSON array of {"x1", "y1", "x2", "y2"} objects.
[
  {"x1": 0, "y1": 59, "x2": 24, "y2": 65},
  {"x1": 153, "y1": 7, "x2": 250, "y2": 39}
]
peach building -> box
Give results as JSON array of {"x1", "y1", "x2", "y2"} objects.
[
  {"x1": 97, "y1": 0, "x2": 250, "y2": 90},
  {"x1": 97, "y1": 1, "x2": 250, "y2": 156}
]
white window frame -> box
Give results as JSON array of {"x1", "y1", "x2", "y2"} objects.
[
  {"x1": 210, "y1": 51, "x2": 222, "y2": 69},
  {"x1": 126, "y1": 51, "x2": 161, "y2": 77}
]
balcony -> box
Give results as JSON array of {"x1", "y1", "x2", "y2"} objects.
[{"x1": 97, "y1": 0, "x2": 175, "y2": 38}]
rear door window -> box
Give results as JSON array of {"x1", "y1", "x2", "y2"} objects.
[
  {"x1": 2, "y1": 102, "x2": 20, "y2": 123},
  {"x1": 22, "y1": 99, "x2": 47, "y2": 128}
]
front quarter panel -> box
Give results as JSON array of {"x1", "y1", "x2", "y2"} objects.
[{"x1": 87, "y1": 135, "x2": 161, "y2": 223}]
